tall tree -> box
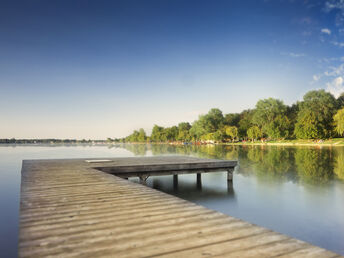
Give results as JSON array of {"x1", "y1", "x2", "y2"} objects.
[
  {"x1": 177, "y1": 122, "x2": 191, "y2": 141},
  {"x1": 294, "y1": 90, "x2": 338, "y2": 139},
  {"x1": 337, "y1": 93, "x2": 344, "y2": 109},
  {"x1": 224, "y1": 113, "x2": 240, "y2": 127},
  {"x1": 224, "y1": 126, "x2": 238, "y2": 142},
  {"x1": 164, "y1": 126, "x2": 178, "y2": 141},
  {"x1": 137, "y1": 128, "x2": 147, "y2": 142},
  {"x1": 334, "y1": 108, "x2": 344, "y2": 136},
  {"x1": 247, "y1": 126, "x2": 262, "y2": 141},
  {"x1": 151, "y1": 125, "x2": 166, "y2": 142},
  {"x1": 252, "y1": 98, "x2": 287, "y2": 127},
  {"x1": 238, "y1": 109, "x2": 254, "y2": 139},
  {"x1": 204, "y1": 108, "x2": 225, "y2": 133},
  {"x1": 252, "y1": 98, "x2": 289, "y2": 139},
  {"x1": 264, "y1": 115, "x2": 291, "y2": 139},
  {"x1": 190, "y1": 108, "x2": 224, "y2": 140}
]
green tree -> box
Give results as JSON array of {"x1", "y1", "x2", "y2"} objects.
[
  {"x1": 337, "y1": 93, "x2": 344, "y2": 108},
  {"x1": 294, "y1": 109, "x2": 321, "y2": 139},
  {"x1": 205, "y1": 108, "x2": 225, "y2": 132},
  {"x1": 238, "y1": 109, "x2": 254, "y2": 139},
  {"x1": 190, "y1": 108, "x2": 224, "y2": 140},
  {"x1": 294, "y1": 90, "x2": 338, "y2": 139},
  {"x1": 286, "y1": 103, "x2": 299, "y2": 136},
  {"x1": 190, "y1": 117, "x2": 207, "y2": 140},
  {"x1": 164, "y1": 126, "x2": 178, "y2": 141},
  {"x1": 247, "y1": 126, "x2": 262, "y2": 141},
  {"x1": 177, "y1": 122, "x2": 191, "y2": 141},
  {"x1": 213, "y1": 130, "x2": 225, "y2": 142},
  {"x1": 252, "y1": 98, "x2": 289, "y2": 138},
  {"x1": 151, "y1": 125, "x2": 166, "y2": 142},
  {"x1": 224, "y1": 113, "x2": 240, "y2": 127},
  {"x1": 252, "y1": 98, "x2": 286, "y2": 126},
  {"x1": 264, "y1": 115, "x2": 290, "y2": 140},
  {"x1": 137, "y1": 128, "x2": 147, "y2": 142},
  {"x1": 333, "y1": 107, "x2": 344, "y2": 136},
  {"x1": 224, "y1": 126, "x2": 238, "y2": 142}
]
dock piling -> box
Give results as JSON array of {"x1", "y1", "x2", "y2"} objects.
[
  {"x1": 197, "y1": 173, "x2": 202, "y2": 183},
  {"x1": 139, "y1": 175, "x2": 149, "y2": 184},
  {"x1": 173, "y1": 174, "x2": 178, "y2": 189},
  {"x1": 227, "y1": 168, "x2": 234, "y2": 182}
]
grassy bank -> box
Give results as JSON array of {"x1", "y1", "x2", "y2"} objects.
[{"x1": 223, "y1": 138, "x2": 344, "y2": 147}]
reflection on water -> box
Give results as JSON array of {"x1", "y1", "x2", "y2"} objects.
[
  {"x1": 124, "y1": 144, "x2": 344, "y2": 255},
  {"x1": 0, "y1": 144, "x2": 344, "y2": 257},
  {"x1": 123, "y1": 143, "x2": 344, "y2": 185}
]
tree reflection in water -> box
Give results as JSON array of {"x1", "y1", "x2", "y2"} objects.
[{"x1": 119, "y1": 143, "x2": 343, "y2": 185}]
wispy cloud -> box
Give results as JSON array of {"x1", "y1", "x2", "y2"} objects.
[
  {"x1": 290, "y1": 52, "x2": 306, "y2": 57},
  {"x1": 323, "y1": 63, "x2": 344, "y2": 96},
  {"x1": 313, "y1": 74, "x2": 321, "y2": 81},
  {"x1": 318, "y1": 56, "x2": 344, "y2": 63},
  {"x1": 324, "y1": 63, "x2": 344, "y2": 76},
  {"x1": 310, "y1": 74, "x2": 322, "y2": 85},
  {"x1": 325, "y1": 0, "x2": 344, "y2": 26},
  {"x1": 281, "y1": 52, "x2": 306, "y2": 58},
  {"x1": 321, "y1": 28, "x2": 332, "y2": 34},
  {"x1": 332, "y1": 41, "x2": 344, "y2": 47},
  {"x1": 326, "y1": 76, "x2": 344, "y2": 97}
]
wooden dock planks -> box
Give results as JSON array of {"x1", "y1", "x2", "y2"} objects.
[
  {"x1": 92, "y1": 156, "x2": 237, "y2": 180},
  {"x1": 18, "y1": 156, "x2": 341, "y2": 257}
]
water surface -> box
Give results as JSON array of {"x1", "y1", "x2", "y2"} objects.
[{"x1": 1, "y1": 144, "x2": 343, "y2": 257}]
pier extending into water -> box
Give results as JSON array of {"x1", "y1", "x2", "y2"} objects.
[
  {"x1": 19, "y1": 156, "x2": 341, "y2": 257},
  {"x1": 92, "y1": 156, "x2": 236, "y2": 184}
]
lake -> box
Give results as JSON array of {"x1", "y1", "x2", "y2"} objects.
[{"x1": 1, "y1": 144, "x2": 344, "y2": 257}]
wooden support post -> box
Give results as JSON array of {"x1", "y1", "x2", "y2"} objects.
[
  {"x1": 139, "y1": 175, "x2": 149, "y2": 185},
  {"x1": 197, "y1": 173, "x2": 202, "y2": 190},
  {"x1": 197, "y1": 173, "x2": 201, "y2": 182},
  {"x1": 227, "y1": 169, "x2": 233, "y2": 182},
  {"x1": 173, "y1": 174, "x2": 178, "y2": 183},
  {"x1": 173, "y1": 174, "x2": 178, "y2": 189},
  {"x1": 227, "y1": 180, "x2": 234, "y2": 194}
]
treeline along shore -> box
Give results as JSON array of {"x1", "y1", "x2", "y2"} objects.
[
  {"x1": 120, "y1": 89, "x2": 344, "y2": 144},
  {"x1": 4, "y1": 89, "x2": 344, "y2": 146}
]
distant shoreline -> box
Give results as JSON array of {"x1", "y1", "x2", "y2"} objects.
[{"x1": 1, "y1": 139, "x2": 344, "y2": 147}]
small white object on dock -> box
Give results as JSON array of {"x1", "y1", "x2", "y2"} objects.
[{"x1": 85, "y1": 159, "x2": 112, "y2": 163}]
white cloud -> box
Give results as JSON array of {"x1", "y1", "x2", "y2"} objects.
[
  {"x1": 332, "y1": 41, "x2": 344, "y2": 47},
  {"x1": 325, "y1": 0, "x2": 344, "y2": 11},
  {"x1": 325, "y1": 0, "x2": 344, "y2": 26},
  {"x1": 290, "y1": 52, "x2": 305, "y2": 57},
  {"x1": 321, "y1": 28, "x2": 332, "y2": 34},
  {"x1": 313, "y1": 74, "x2": 321, "y2": 81},
  {"x1": 324, "y1": 63, "x2": 344, "y2": 76},
  {"x1": 326, "y1": 76, "x2": 344, "y2": 97},
  {"x1": 280, "y1": 52, "x2": 306, "y2": 58}
]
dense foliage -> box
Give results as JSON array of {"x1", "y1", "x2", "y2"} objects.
[{"x1": 122, "y1": 90, "x2": 344, "y2": 142}]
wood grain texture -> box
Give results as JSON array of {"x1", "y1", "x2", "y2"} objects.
[{"x1": 18, "y1": 156, "x2": 341, "y2": 257}]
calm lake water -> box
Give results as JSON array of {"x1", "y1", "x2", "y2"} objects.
[{"x1": 1, "y1": 144, "x2": 344, "y2": 257}]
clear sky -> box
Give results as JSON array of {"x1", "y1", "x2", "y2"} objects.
[{"x1": 1, "y1": 0, "x2": 344, "y2": 139}]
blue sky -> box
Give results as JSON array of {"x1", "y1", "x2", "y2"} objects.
[{"x1": 1, "y1": 0, "x2": 344, "y2": 139}]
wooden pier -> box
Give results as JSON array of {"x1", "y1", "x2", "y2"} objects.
[
  {"x1": 19, "y1": 156, "x2": 341, "y2": 257},
  {"x1": 92, "y1": 156, "x2": 236, "y2": 184}
]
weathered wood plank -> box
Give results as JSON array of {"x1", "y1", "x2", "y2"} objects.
[{"x1": 18, "y1": 156, "x2": 341, "y2": 258}]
